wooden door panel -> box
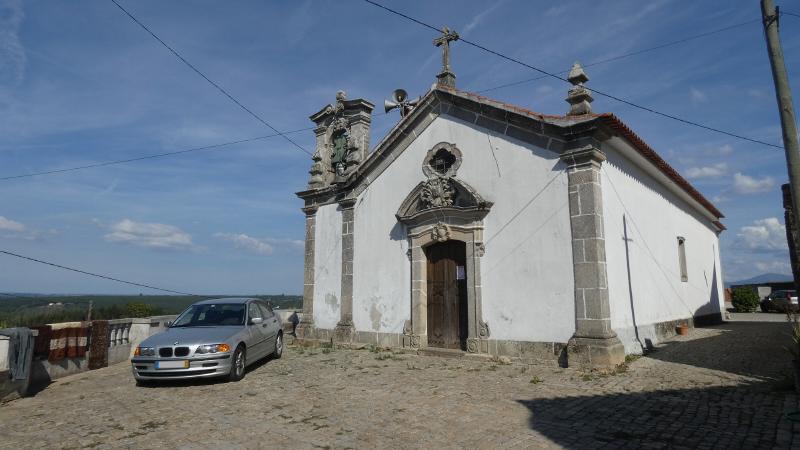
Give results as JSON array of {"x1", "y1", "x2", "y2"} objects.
[{"x1": 426, "y1": 241, "x2": 466, "y2": 350}]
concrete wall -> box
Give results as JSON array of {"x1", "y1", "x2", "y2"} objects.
[
  {"x1": 313, "y1": 203, "x2": 343, "y2": 330},
  {"x1": 350, "y1": 115, "x2": 575, "y2": 343},
  {"x1": 601, "y1": 139, "x2": 724, "y2": 353}
]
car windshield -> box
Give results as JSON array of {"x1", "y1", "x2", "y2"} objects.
[{"x1": 171, "y1": 303, "x2": 245, "y2": 327}]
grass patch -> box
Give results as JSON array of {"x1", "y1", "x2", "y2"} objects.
[
  {"x1": 375, "y1": 352, "x2": 402, "y2": 361},
  {"x1": 624, "y1": 354, "x2": 641, "y2": 364},
  {"x1": 529, "y1": 376, "x2": 543, "y2": 384}
]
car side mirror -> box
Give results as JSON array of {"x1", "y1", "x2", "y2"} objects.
[
  {"x1": 250, "y1": 317, "x2": 263, "y2": 325},
  {"x1": 166, "y1": 321, "x2": 172, "y2": 327}
]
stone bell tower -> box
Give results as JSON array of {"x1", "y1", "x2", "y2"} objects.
[{"x1": 307, "y1": 91, "x2": 374, "y2": 187}]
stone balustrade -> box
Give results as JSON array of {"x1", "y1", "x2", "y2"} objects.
[{"x1": 0, "y1": 314, "x2": 177, "y2": 402}]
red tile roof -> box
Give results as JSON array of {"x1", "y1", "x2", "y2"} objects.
[{"x1": 437, "y1": 85, "x2": 724, "y2": 220}]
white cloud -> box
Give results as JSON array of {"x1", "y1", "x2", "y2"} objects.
[
  {"x1": 464, "y1": 1, "x2": 506, "y2": 33},
  {"x1": 737, "y1": 217, "x2": 787, "y2": 252},
  {"x1": 690, "y1": 87, "x2": 707, "y2": 104},
  {"x1": 0, "y1": 0, "x2": 25, "y2": 87},
  {"x1": 706, "y1": 144, "x2": 733, "y2": 156},
  {"x1": 263, "y1": 237, "x2": 305, "y2": 250},
  {"x1": 754, "y1": 260, "x2": 791, "y2": 273},
  {"x1": 685, "y1": 162, "x2": 727, "y2": 179},
  {"x1": 214, "y1": 233, "x2": 304, "y2": 255},
  {"x1": 0, "y1": 215, "x2": 25, "y2": 233},
  {"x1": 104, "y1": 219, "x2": 194, "y2": 250},
  {"x1": 0, "y1": 215, "x2": 51, "y2": 240},
  {"x1": 733, "y1": 172, "x2": 775, "y2": 194},
  {"x1": 215, "y1": 233, "x2": 274, "y2": 255}
]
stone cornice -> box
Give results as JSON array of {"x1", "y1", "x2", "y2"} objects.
[{"x1": 560, "y1": 146, "x2": 606, "y2": 169}]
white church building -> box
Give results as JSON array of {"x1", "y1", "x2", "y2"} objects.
[{"x1": 295, "y1": 40, "x2": 725, "y2": 369}]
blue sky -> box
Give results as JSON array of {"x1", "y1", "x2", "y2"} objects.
[{"x1": 0, "y1": 0, "x2": 799, "y2": 294}]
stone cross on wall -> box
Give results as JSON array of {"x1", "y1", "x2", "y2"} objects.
[{"x1": 433, "y1": 26, "x2": 459, "y2": 87}]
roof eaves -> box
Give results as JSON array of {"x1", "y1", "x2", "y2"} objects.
[{"x1": 597, "y1": 113, "x2": 724, "y2": 219}]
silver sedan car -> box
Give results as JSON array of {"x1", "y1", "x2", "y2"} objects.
[{"x1": 131, "y1": 298, "x2": 283, "y2": 384}]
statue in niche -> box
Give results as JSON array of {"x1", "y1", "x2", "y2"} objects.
[{"x1": 330, "y1": 129, "x2": 349, "y2": 177}]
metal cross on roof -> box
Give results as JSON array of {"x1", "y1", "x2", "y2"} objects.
[{"x1": 433, "y1": 26, "x2": 459, "y2": 87}]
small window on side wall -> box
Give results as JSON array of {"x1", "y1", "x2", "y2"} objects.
[{"x1": 677, "y1": 236, "x2": 688, "y2": 282}]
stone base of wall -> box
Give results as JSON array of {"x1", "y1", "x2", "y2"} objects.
[
  {"x1": 108, "y1": 344, "x2": 132, "y2": 366},
  {"x1": 297, "y1": 327, "x2": 567, "y2": 365},
  {"x1": 615, "y1": 312, "x2": 724, "y2": 354},
  {"x1": 566, "y1": 336, "x2": 626, "y2": 370}
]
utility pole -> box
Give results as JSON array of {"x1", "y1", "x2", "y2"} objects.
[
  {"x1": 86, "y1": 300, "x2": 93, "y2": 322},
  {"x1": 762, "y1": 0, "x2": 800, "y2": 284}
]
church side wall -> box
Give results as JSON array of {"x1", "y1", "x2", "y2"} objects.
[
  {"x1": 352, "y1": 115, "x2": 575, "y2": 344},
  {"x1": 313, "y1": 203, "x2": 343, "y2": 330},
  {"x1": 601, "y1": 142, "x2": 724, "y2": 354}
]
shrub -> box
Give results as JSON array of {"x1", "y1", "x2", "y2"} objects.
[{"x1": 731, "y1": 287, "x2": 760, "y2": 312}]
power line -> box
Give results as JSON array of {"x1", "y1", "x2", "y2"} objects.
[
  {"x1": 109, "y1": 0, "x2": 312, "y2": 156},
  {"x1": 0, "y1": 249, "x2": 197, "y2": 296},
  {"x1": 362, "y1": 0, "x2": 783, "y2": 150},
  {"x1": 783, "y1": 11, "x2": 800, "y2": 19},
  {"x1": 476, "y1": 18, "x2": 761, "y2": 94},
  {"x1": 0, "y1": 127, "x2": 314, "y2": 181},
  {"x1": 0, "y1": 14, "x2": 763, "y2": 182}
]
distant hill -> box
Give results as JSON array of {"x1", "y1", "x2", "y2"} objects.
[
  {"x1": 726, "y1": 273, "x2": 793, "y2": 288},
  {"x1": 0, "y1": 294, "x2": 302, "y2": 328}
]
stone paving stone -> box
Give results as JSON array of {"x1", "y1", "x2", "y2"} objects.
[{"x1": 0, "y1": 318, "x2": 798, "y2": 449}]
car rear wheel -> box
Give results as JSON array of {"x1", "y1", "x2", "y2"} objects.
[
  {"x1": 272, "y1": 332, "x2": 283, "y2": 359},
  {"x1": 228, "y1": 345, "x2": 246, "y2": 382}
]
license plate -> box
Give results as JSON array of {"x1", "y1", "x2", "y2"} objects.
[{"x1": 156, "y1": 360, "x2": 189, "y2": 369}]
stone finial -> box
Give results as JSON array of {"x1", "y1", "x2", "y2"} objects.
[{"x1": 566, "y1": 62, "x2": 593, "y2": 116}]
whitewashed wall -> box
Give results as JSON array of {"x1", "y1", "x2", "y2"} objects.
[
  {"x1": 313, "y1": 203, "x2": 343, "y2": 329},
  {"x1": 352, "y1": 115, "x2": 576, "y2": 343},
  {"x1": 601, "y1": 139, "x2": 724, "y2": 353}
]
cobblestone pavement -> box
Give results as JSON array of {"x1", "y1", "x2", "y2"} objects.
[{"x1": 1, "y1": 318, "x2": 799, "y2": 449}]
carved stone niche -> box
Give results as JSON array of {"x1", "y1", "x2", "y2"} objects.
[{"x1": 307, "y1": 91, "x2": 375, "y2": 188}]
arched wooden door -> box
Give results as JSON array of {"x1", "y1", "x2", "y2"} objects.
[{"x1": 425, "y1": 241, "x2": 468, "y2": 350}]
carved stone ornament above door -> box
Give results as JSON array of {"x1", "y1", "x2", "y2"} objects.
[{"x1": 396, "y1": 142, "x2": 492, "y2": 228}]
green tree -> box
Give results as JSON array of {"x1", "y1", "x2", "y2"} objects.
[{"x1": 125, "y1": 302, "x2": 157, "y2": 318}]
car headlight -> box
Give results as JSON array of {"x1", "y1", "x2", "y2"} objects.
[
  {"x1": 195, "y1": 343, "x2": 231, "y2": 354},
  {"x1": 135, "y1": 346, "x2": 155, "y2": 357}
]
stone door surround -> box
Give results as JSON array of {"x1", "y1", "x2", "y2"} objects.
[
  {"x1": 405, "y1": 224, "x2": 488, "y2": 353},
  {"x1": 397, "y1": 142, "x2": 492, "y2": 353}
]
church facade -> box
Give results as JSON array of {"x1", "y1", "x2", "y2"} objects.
[{"x1": 295, "y1": 62, "x2": 725, "y2": 369}]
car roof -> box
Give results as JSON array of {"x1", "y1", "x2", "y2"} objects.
[{"x1": 192, "y1": 297, "x2": 258, "y2": 306}]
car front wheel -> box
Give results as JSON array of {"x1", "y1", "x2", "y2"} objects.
[{"x1": 228, "y1": 345, "x2": 246, "y2": 382}]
